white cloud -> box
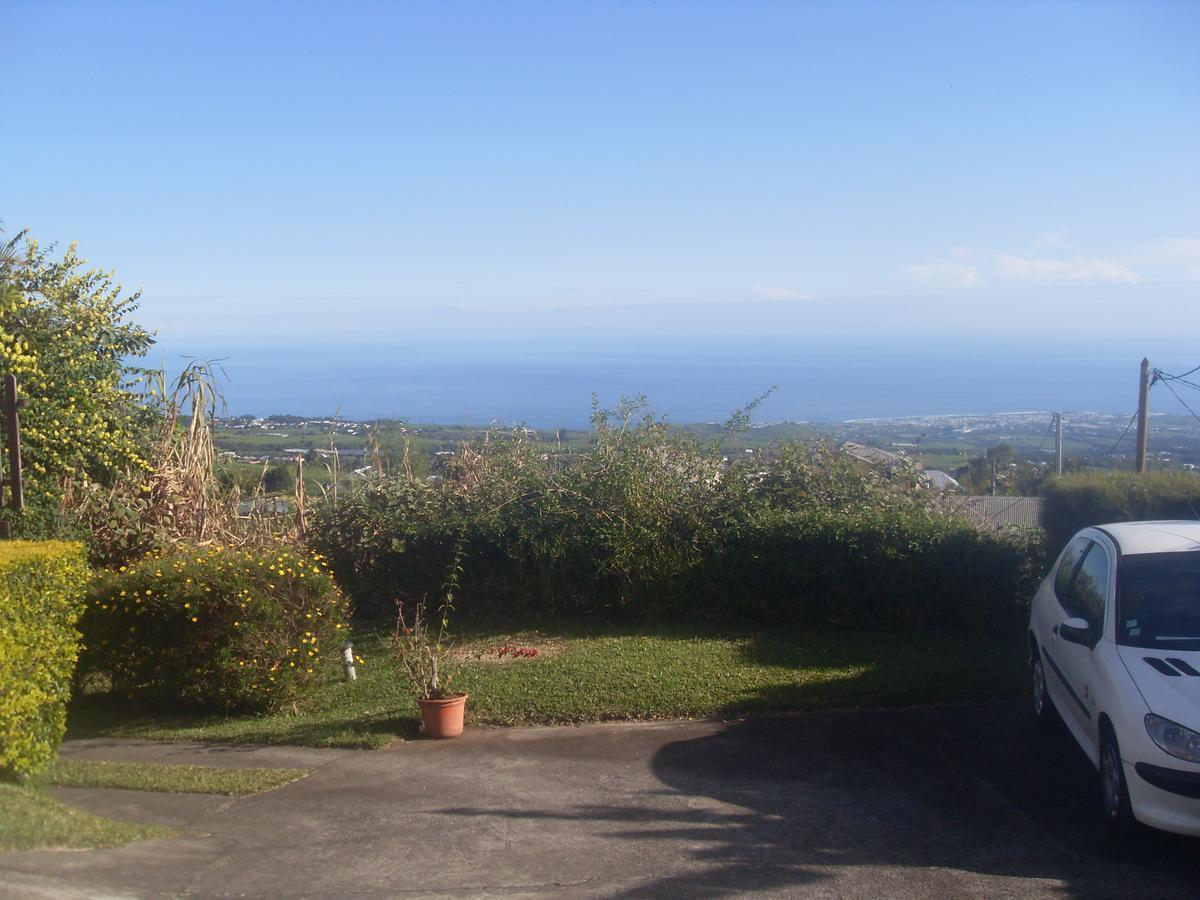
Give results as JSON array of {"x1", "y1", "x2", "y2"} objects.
[
  {"x1": 993, "y1": 253, "x2": 1140, "y2": 284},
  {"x1": 752, "y1": 283, "x2": 809, "y2": 301},
  {"x1": 907, "y1": 240, "x2": 1145, "y2": 289}
]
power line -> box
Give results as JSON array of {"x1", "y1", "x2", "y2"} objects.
[
  {"x1": 1159, "y1": 376, "x2": 1200, "y2": 428},
  {"x1": 1107, "y1": 412, "x2": 1138, "y2": 457},
  {"x1": 1152, "y1": 366, "x2": 1200, "y2": 395},
  {"x1": 1155, "y1": 363, "x2": 1200, "y2": 383},
  {"x1": 1167, "y1": 377, "x2": 1200, "y2": 393},
  {"x1": 1035, "y1": 414, "x2": 1055, "y2": 455}
]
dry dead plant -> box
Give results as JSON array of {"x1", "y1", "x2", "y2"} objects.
[{"x1": 66, "y1": 361, "x2": 303, "y2": 562}]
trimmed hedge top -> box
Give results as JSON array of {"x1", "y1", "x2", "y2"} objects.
[
  {"x1": 1041, "y1": 471, "x2": 1200, "y2": 552},
  {"x1": 0, "y1": 540, "x2": 87, "y2": 565}
]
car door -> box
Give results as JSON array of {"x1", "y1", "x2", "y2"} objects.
[
  {"x1": 1036, "y1": 535, "x2": 1087, "y2": 707},
  {"x1": 1049, "y1": 539, "x2": 1111, "y2": 758}
]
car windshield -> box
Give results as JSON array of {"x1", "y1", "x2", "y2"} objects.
[{"x1": 1118, "y1": 552, "x2": 1200, "y2": 649}]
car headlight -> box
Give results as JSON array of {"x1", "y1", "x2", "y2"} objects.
[{"x1": 1145, "y1": 714, "x2": 1200, "y2": 764}]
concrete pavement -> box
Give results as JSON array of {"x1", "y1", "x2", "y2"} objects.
[{"x1": 2, "y1": 702, "x2": 1198, "y2": 898}]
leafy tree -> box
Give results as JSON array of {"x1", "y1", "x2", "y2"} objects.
[
  {"x1": 0, "y1": 229, "x2": 153, "y2": 532},
  {"x1": 263, "y1": 461, "x2": 297, "y2": 493}
]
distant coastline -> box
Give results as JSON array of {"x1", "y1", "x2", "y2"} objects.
[{"x1": 153, "y1": 335, "x2": 1200, "y2": 429}]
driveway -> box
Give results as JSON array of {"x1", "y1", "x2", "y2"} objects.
[{"x1": 2, "y1": 702, "x2": 1198, "y2": 898}]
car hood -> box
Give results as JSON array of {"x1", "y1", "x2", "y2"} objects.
[{"x1": 1118, "y1": 645, "x2": 1200, "y2": 730}]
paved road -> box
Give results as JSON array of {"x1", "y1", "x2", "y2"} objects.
[{"x1": 2, "y1": 702, "x2": 1198, "y2": 898}]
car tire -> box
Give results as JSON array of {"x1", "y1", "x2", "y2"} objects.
[
  {"x1": 1030, "y1": 647, "x2": 1057, "y2": 729},
  {"x1": 1100, "y1": 724, "x2": 1138, "y2": 838}
]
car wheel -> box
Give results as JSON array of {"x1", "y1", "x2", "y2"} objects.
[
  {"x1": 1100, "y1": 725, "x2": 1137, "y2": 837},
  {"x1": 1031, "y1": 649, "x2": 1057, "y2": 729}
]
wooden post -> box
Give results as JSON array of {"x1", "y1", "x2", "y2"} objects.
[
  {"x1": 294, "y1": 453, "x2": 307, "y2": 535},
  {"x1": 1054, "y1": 412, "x2": 1063, "y2": 476},
  {"x1": 3, "y1": 374, "x2": 23, "y2": 510},
  {"x1": 0, "y1": 374, "x2": 23, "y2": 537},
  {"x1": 1134, "y1": 357, "x2": 1150, "y2": 473}
]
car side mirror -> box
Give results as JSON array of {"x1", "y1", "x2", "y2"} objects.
[{"x1": 1059, "y1": 617, "x2": 1093, "y2": 645}]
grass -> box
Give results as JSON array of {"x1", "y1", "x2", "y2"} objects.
[
  {"x1": 69, "y1": 622, "x2": 1028, "y2": 750},
  {"x1": 45, "y1": 760, "x2": 312, "y2": 795},
  {"x1": 0, "y1": 760, "x2": 309, "y2": 852},
  {"x1": 0, "y1": 782, "x2": 172, "y2": 852}
]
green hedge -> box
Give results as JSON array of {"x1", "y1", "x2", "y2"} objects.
[
  {"x1": 1042, "y1": 471, "x2": 1200, "y2": 552},
  {"x1": 0, "y1": 541, "x2": 89, "y2": 779},
  {"x1": 314, "y1": 484, "x2": 1043, "y2": 634},
  {"x1": 690, "y1": 509, "x2": 1044, "y2": 634},
  {"x1": 312, "y1": 415, "x2": 1044, "y2": 634},
  {"x1": 78, "y1": 544, "x2": 350, "y2": 712}
]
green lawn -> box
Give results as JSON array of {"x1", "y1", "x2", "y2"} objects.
[
  {"x1": 69, "y1": 623, "x2": 1028, "y2": 750},
  {"x1": 46, "y1": 760, "x2": 312, "y2": 795},
  {"x1": 0, "y1": 782, "x2": 172, "y2": 852},
  {"x1": 0, "y1": 759, "x2": 310, "y2": 852}
]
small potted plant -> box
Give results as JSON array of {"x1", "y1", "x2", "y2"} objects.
[{"x1": 392, "y1": 545, "x2": 468, "y2": 738}]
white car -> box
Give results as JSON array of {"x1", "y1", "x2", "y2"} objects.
[{"x1": 1028, "y1": 520, "x2": 1200, "y2": 837}]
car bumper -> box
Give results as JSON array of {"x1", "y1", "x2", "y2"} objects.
[{"x1": 1127, "y1": 760, "x2": 1200, "y2": 837}]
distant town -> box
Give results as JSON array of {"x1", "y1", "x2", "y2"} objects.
[{"x1": 212, "y1": 410, "x2": 1200, "y2": 498}]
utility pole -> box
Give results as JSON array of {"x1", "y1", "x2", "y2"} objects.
[
  {"x1": 1054, "y1": 412, "x2": 1063, "y2": 476},
  {"x1": 0, "y1": 374, "x2": 25, "y2": 539},
  {"x1": 1134, "y1": 357, "x2": 1150, "y2": 473}
]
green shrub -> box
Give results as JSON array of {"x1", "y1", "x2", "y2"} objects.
[
  {"x1": 0, "y1": 541, "x2": 89, "y2": 780},
  {"x1": 1042, "y1": 470, "x2": 1200, "y2": 552},
  {"x1": 694, "y1": 508, "x2": 1044, "y2": 633},
  {"x1": 78, "y1": 544, "x2": 350, "y2": 712},
  {"x1": 311, "y1": 400, "x2": 1041, "y2": 634}
]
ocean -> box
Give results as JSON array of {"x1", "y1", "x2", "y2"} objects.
[{"x1": 152, "y1": 335, "x2": 1200, "y2": 427}]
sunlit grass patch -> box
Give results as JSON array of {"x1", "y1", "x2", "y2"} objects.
[
  {"x1": 0, "y1": 782, "x2": 172, "y2": 852},
  {"x1": 46, "y1": 760, "x2": 312, "y2": 795},
  {"x1": 69, "y1": 622, "x2": 1026, "y2": 750}
]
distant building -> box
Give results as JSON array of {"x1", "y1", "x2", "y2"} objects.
[
  {"x1": 842, "y1": 442, "x2": 904, "y2": 467},
  {"x1": 949, "y1": 496, "x2": 1043, "y2": 532},
  {"x1": 922, "y1": 470, "x2": 960, "y2": 491}
]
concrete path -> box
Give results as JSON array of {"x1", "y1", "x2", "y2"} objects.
[{"x1": 2, "y1": 702, "x2": 1198, "y2": 898}]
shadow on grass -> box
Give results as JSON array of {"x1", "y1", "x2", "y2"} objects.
[{"x1": 718, "y1": 627, "x2": 1030, "y2": 714}]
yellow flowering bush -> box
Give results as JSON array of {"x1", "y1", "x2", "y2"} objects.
[
  {"x1": 0, "y1": 232, "x2": 154, "y2": 535},
  {"x1": 0, "y1": 541, "x2": 89, "y2": 779},
  {"x1": 78, "y1": 544, "x2": 349, "y2": 712}
]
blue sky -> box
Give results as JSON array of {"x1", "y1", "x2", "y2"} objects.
[{"x1": 3, "y1": 0, "x2": 1198, "y2": 352}]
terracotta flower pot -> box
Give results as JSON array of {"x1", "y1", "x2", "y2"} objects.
[{"x1": 416, "y1": 692, "x2": 468, "y2": 738}]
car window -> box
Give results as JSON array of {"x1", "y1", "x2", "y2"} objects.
[
  {"x1": 1068, "y1": 541, "x2": 1109, "y2": 640},
  {"x1": 1118, "y1": 552, "x2": 1200, "y2": 649},
  {"x1": 1054, "y1": 538, "x2": 1090, "y2": 605}
]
